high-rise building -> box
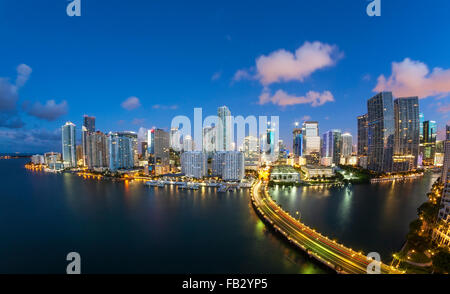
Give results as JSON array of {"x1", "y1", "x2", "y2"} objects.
[
  {"x1": 302, "y1": 121, "x2": 320, "y2": 155},
  {"x1": 108, "y1": 131, "x2": 138, "y2": 171},
  {"x1": 422, "y1": 120, "x2": 437, "y2": 165},
  {"x1": 217, "y1": 106, "x2": 232, "y2": 151},
  {"x1": 442, "y1": 141, "x2": 450, "y2": 184},
  {"x1": 181, "y1": 151, "x2": 207, "y2": 178},
  {"x1": 447, "y1": 125, "x2": 450, "y2": 141},
  {"x1": 242, "y1": 136, "x2": 259, "y2": 170},
  {"x1": 203, "y1": 126, "x2": 216, "y2": 157},
  {"x1": 183, "y1": 135, "x2": 194, "y2": 152},
  {"x1": 367, "y1": 92, "x2": 395, "y2": 173},
  {"x1": 341, "y1": 133, "x2": 353, "y2": 158},
  {"x1": 293, "y1": 127, "x2": 303, "y2": 157},
  {"x1": 393, "y1": 97, "x2": 420, "y2": 171},
  {"x1": 213, "y1": 151, "x2": 244, "y2": 181},
  {"x1": 81, "y1": 115, "x2": 96, "y2": 166},
  {"x1": 357, "y1": 114, "x2": 368, "y2": 156},
  {"x1": 322, "y1": 130, "x2": 342, "y2": 165},
  {"x1": 147, "y1": 129, "x2": 170, "y2": 165},
  {"x1": 85, "y1": 131, "x2": 108, "y2": 169},
  {"x1": 170, "y1": 127, "x2": 182, "y2": 151},
  {"x1": 62, "y1": 121, "x2": 76, "y2": 168}
]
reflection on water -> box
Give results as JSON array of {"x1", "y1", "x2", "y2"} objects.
[
  {"x1": 271, "y1": 173, "x2": 439, "y2": 262},
  {"x1": 0, "y1": 158, "x2": 327, "y2": 274}
]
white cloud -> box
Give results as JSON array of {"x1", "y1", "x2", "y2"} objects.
[
  {"x1": 121, "y1": 96, "x2": 141, "y2": 110},
  {"x1": 374, "y1": 58, "x2": 450, "y2": 99},
  {"x1": 25, "y1": 100, "x2": 68, "y2": 121},
  {"x1": 259, "y1": 89, "x2": 334, "y2": 107}
]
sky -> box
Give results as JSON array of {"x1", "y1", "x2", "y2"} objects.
[{"x1": 0, "y1": 0, "x2": 449, "y2": 153}]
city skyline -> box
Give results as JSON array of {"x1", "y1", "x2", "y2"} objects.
[{"x1": 0, "y1": 1, "x2": 449, "y2": 153}]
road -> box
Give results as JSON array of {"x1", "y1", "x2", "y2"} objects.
[{"x1": 251, "y1": 179, "x2": 403, "y2": 274}]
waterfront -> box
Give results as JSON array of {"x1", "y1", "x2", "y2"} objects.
[
  {"x1": 0, "y1": 158, "x2": 324, "y2": 274},
  {"x1": 0, "y1": 158, "x2": 438, "y2": 273},
  {"x1": 270, "y1": 172, "x2": 439, "y2": 262}
]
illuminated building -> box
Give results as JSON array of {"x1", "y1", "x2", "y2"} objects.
[
  {"x1": 393, "y1": 97, "x2": 420, "y2": 171},
  {"x1": 341, "y1": 133, "x2": 353, "y2": 158},
  {"x1": 270, "y1": 165, "x2": 300, "y2": 183},
  {"x1": 322, "y1": 129, "x2": 342, "y2": 165},
  {"x1": 217, "y1": 106, "x2": 232, "y2": 151},
  {"x1": 442, "y1": 141, "x2": 450, "y2": 184},
  {"x1": 85, "y1": 131, "x2": 108, "y2": 169},
  {"x1": 212, "y1": 151, "x2": 245, "y2": 181},
  {"x1": 293, "y1": 126, "x2": 303, "y2": 157},
  {"x1": 183, "y1": 135, "x2": 194, "y2": 152},
  {"x1": 170, "y1": 127, "x2": 182, "y2": 152},
  {"x1": 242, "y1": 136, "x2": 259, "y2": 170},
  {"x1": 81, "y1": 115, "x2": 96, "y2": 166},
  {"x1": 62, "y1": 121, "x2": 77, "y2": 168},
  {"x1": 367, "y1": 92, "x2": 395, "y2": 173},
  {"x1": 422, "y1": 120, "x2": 437, "y2": 166},
  {"x1": 302, "y1": 121, "x2": 320, "y2": 155},
  {"x1": 181, "y1": 151, "x2": 207, "y2": 178},
  {"x1": 108, "y1": 131, "x2": 138, "y2": 171},
  {"x1": 357, "y1": 114, "x2": 368, "y2": 156},
  {"x1": 203, "y1": 126, "x2": 216, "y2": 158},
  {"x1": 147, "y1": 128, "x2": 170, "y2": 165}
]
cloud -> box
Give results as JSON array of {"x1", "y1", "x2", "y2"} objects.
[
  {"x1": 301, "y1": 115, "x2": 311, "y2": 121},
  {"x1": 15, "y1": 64, "x2": 32, "y2": 87},
  {"x1": 0, "y1": 78, "x2": 18, "y2": 112},
  {"x1": 437, "y1": 103, "x2": 450, "y2": 114},
  {"x1": 0, "y1": 114, "x2": 24, "y2": 129},
  {"x1": 211, "y1": 71, "x2": 222, "y2": 81},
  {"x1": 235, "y1": 41, "x2": 341, "y2": 86},
  {"x1": 152, "y1": 104, "x2": 178, "y2": 110},
  {"x1": 232, "y1": 69, "x2": 253, "y2": 82},
  {"x1": 374, "y1": 58, "x2": 450, "y2": 99},
  {"x1": 132, "y1": 118, "x2": 146, "y2": 125},
  {"x1": 0, "y1": 128, "x2": 60, "y2": 152},
  {"x1": 121, "y1": 96, "x2": 141, "y2": 110},
  {"x1": 259, "y1": 89, "x2": 334, "y2": 107},
  {"x1": 25, "y1": 100, "x2": 68, "y2": 121}
]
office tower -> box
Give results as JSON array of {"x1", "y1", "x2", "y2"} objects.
[
  {"x1": 367, "y1": 92, "x2": 395, "y2": 173},
  {"x1": 141, "y1": 142, "x2": 148, "y2": 158},
  {"x1": 341, "y1": 133, "x2": 353, "y2": 157},
  {"x1": 82, "y1": 115, "x2": 96, "y2": 166},
  {"x1": 293, "y1": 127, "x2": 303, "y2": 157},
  {"x1": 447, "y1": 125, "x2": 450, "y2": 141},
  {"x1": 217, "y1": 106, "x2": 232, "y2": 151},
  {"x1": 85, "y1": 131, "x2": 108, "y2": 169},
  {"x1": 392, "y1": 97, "x2": 420, "y2": 171},
  {"x1": 322, "y1": 130, "x2": 342, "y2": 165},
  {"x1": 181, "y1": 151, "x2": 207, "y2": 178},
  {"x1": 266, "y1": 125, "x2": 276, "y2": 156},
  {"x1": 183, "y1": 135, "x2": 194, "y2": 152},
  {"x1": 108, "y1": 131, "x2": 138, "y2": 171},
  {"x1": 170, "y1": 127, "x2": 182, "y2": 151},
  {"x1": 62, "y1": 121, "x2": 77, "y2": 168},
  {"x1": 442, "y1": 141, "x2": 450, "y2": 184},
  {"x1": 302, "y1": 121, "x2": 321, "y2": 155},
  {"x1": 422, "y1": 120, "x2": 437, "y2": 165},
  {"x1": 357, "y1": 114, "x2": 368, "y2": 156},
  {"x1": 203, "y1": 126, "x2": 216, "y2": 157},
  {"x1": 242, "y1": 136, "x2": 259, "y2": 170},
  {"x1": 147, "y1": 129, "x2": 170, "y2": 165},
  {"x1": 213, "y1": 151, "x2": 244, "y2": 181},
  {"x1": 419, "y1": 113, "x2": 424, "y2": 141},
  {"x1": 76, "y1": 145, "x2": 83, "y2": 164}
]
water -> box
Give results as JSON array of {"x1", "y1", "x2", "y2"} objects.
[
  {"x1": 270, "y1": 172, "x2": 438, "y2": 262},
  {"x1": 0, "y1": 158, "x2": 324, "y2": 274},
  {"x1": 1, "y1": 159, "x2": 436, "y2": 272}
]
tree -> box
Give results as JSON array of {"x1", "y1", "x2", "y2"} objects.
[
  {"x1": 432, "y1": 251, "x2": 450, "y2": 273},
  {"x1": 418, "y1": 202, "x2": 439, "y2": 223},
  {"x1": 407, "y1": 233, "x2": 429, "y2": 252},
  {"x1": 409, "y1": 219, "x2": 423, "y2": 234}
]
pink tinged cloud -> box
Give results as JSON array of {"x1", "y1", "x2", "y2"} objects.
[
  {"x1": 255, "y1": 41, "x2": 340, "y2": 85},
  {"x1": 374, "y1": 58, "x2": 450, "y2": 99},
  {"x1": 437, "y1": 104, "x2": 450, "y2": 114},
  {"x1": 259, "y1": 89, "x2": 334, "y2": 107},
  {"x1": 121, "y1": 96, "x2": 141, "y2": 110}
]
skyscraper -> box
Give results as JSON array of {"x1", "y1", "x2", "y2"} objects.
[
  {"x1": 181, "y1": 151, "x2": 207, "y2": 178},
  {"x1": 393, "y1": 97, "x2": 420, "y2": 171},
  {"x1": 242, "y1": 135, "x2": 259, "y2": 170},
  {"x1": 170, "y1": 127, "x2": 182, "y2": 151},
  {"x1": 302, "y1": 121, "x2": 320, "y2": 155},
  {"x1": 108, "y1": 131, "x2": 138, "y2": 171},
  {"x1": 183, "y1": 135, "x2": 194, "y2": 152},
  {"x1": 423, "y1": 120, "x2": 437, "y2": 165},
  {"x1": 341, "y1": 133, "x2": 353, "y2": 158},
  {"x1": 213, "y1": 151, "x2": 244, "y2": 181},
  {"x1": 367, "y1": 92, "x2": 395, "y2": 173},
  {"x1": 202, "y1": 126, "x2": 216, "y2": 157},
  {"x1": 357, "y1": 114, "x2": 368, "y2": 156},
  {"x1": 82, "y1": 115, "x2": 95, "y2": 166},
  {"x1": 447, "y1": 125, "x2": 450, "y2": 141},
  {"x1": 322, "y1": 130, "x2": 342, "y2": 165},
  {"x1": 85, "y1": 131, "x2": 108, "y2": 169},
  {"x1": 293, "y1": 127, "x2": 303, "y2": 157},
  {"x1": 61, "y1": 121, "x2": 76, "y2": 168},
  {"x1": 442, "y1": 141, "x2": 450, "y2": 184},
  {"x1": 148, "y1": 128, "x2": 170, "y2": 165},
  {"x1": 217, "y1": 106, "x2": 232, "y2": 151}
]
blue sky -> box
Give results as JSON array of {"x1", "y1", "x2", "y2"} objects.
[{"x1": 0, "y1": 0, "x2": 449, "y2": 153}]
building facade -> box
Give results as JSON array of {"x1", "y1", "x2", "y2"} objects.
[
  {"x1": 62, "y1": 121, "x2": 77, "y2": 168},
  {"x1": 108, "y1": 131, "x2": 138, "y2": 171},
  {"x1": 181, "y1": 151, "x2": 207, "y2": 178},
  {"x1": 357, "y1": 114, "x2": 368, "y2": 156}
]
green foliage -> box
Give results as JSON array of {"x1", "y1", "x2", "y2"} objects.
[
  {"x1": 432, "y1": 250, "x2": 450, "y2": 274},
  {"x1": 409, "y1": 219, "x2": 423, "y2": 234}
]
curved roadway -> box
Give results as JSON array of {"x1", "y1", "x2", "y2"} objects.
[{"x1": 251, "y1": 179, "x2": 403, "y2": 274}]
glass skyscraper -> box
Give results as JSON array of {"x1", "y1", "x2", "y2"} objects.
[
  {"x1": 82, "y1": 115, "x2": 96, "y2": 166},
  {"x1": 393, "y1": 97, "x2": 420, "y2": 170},
  {"x1": 322, "y1": 129, "x2": 342, "y2": 165},
  {"x1": 357, "y1": 114, "x2": 368, "y2": 156},
  {"x1": 217, "y1": 106, "x2": 232, "y2": 151},
  {"x1": 292, "y1": 128, "x2": 303, "y2": 157},
  {"x1": 422, "y1": 120, "x2": 437, "y2": 165},
  {"x1": 367, "y1": 92, "x2": 395, "y2": 173},
  {"x1": 62, "y1": 121, "x2": 77, "y2": 168}
]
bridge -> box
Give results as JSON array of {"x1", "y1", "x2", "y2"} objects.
[{"x1": 251, "y1": 179, "x2": 404, "y2": 274}]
